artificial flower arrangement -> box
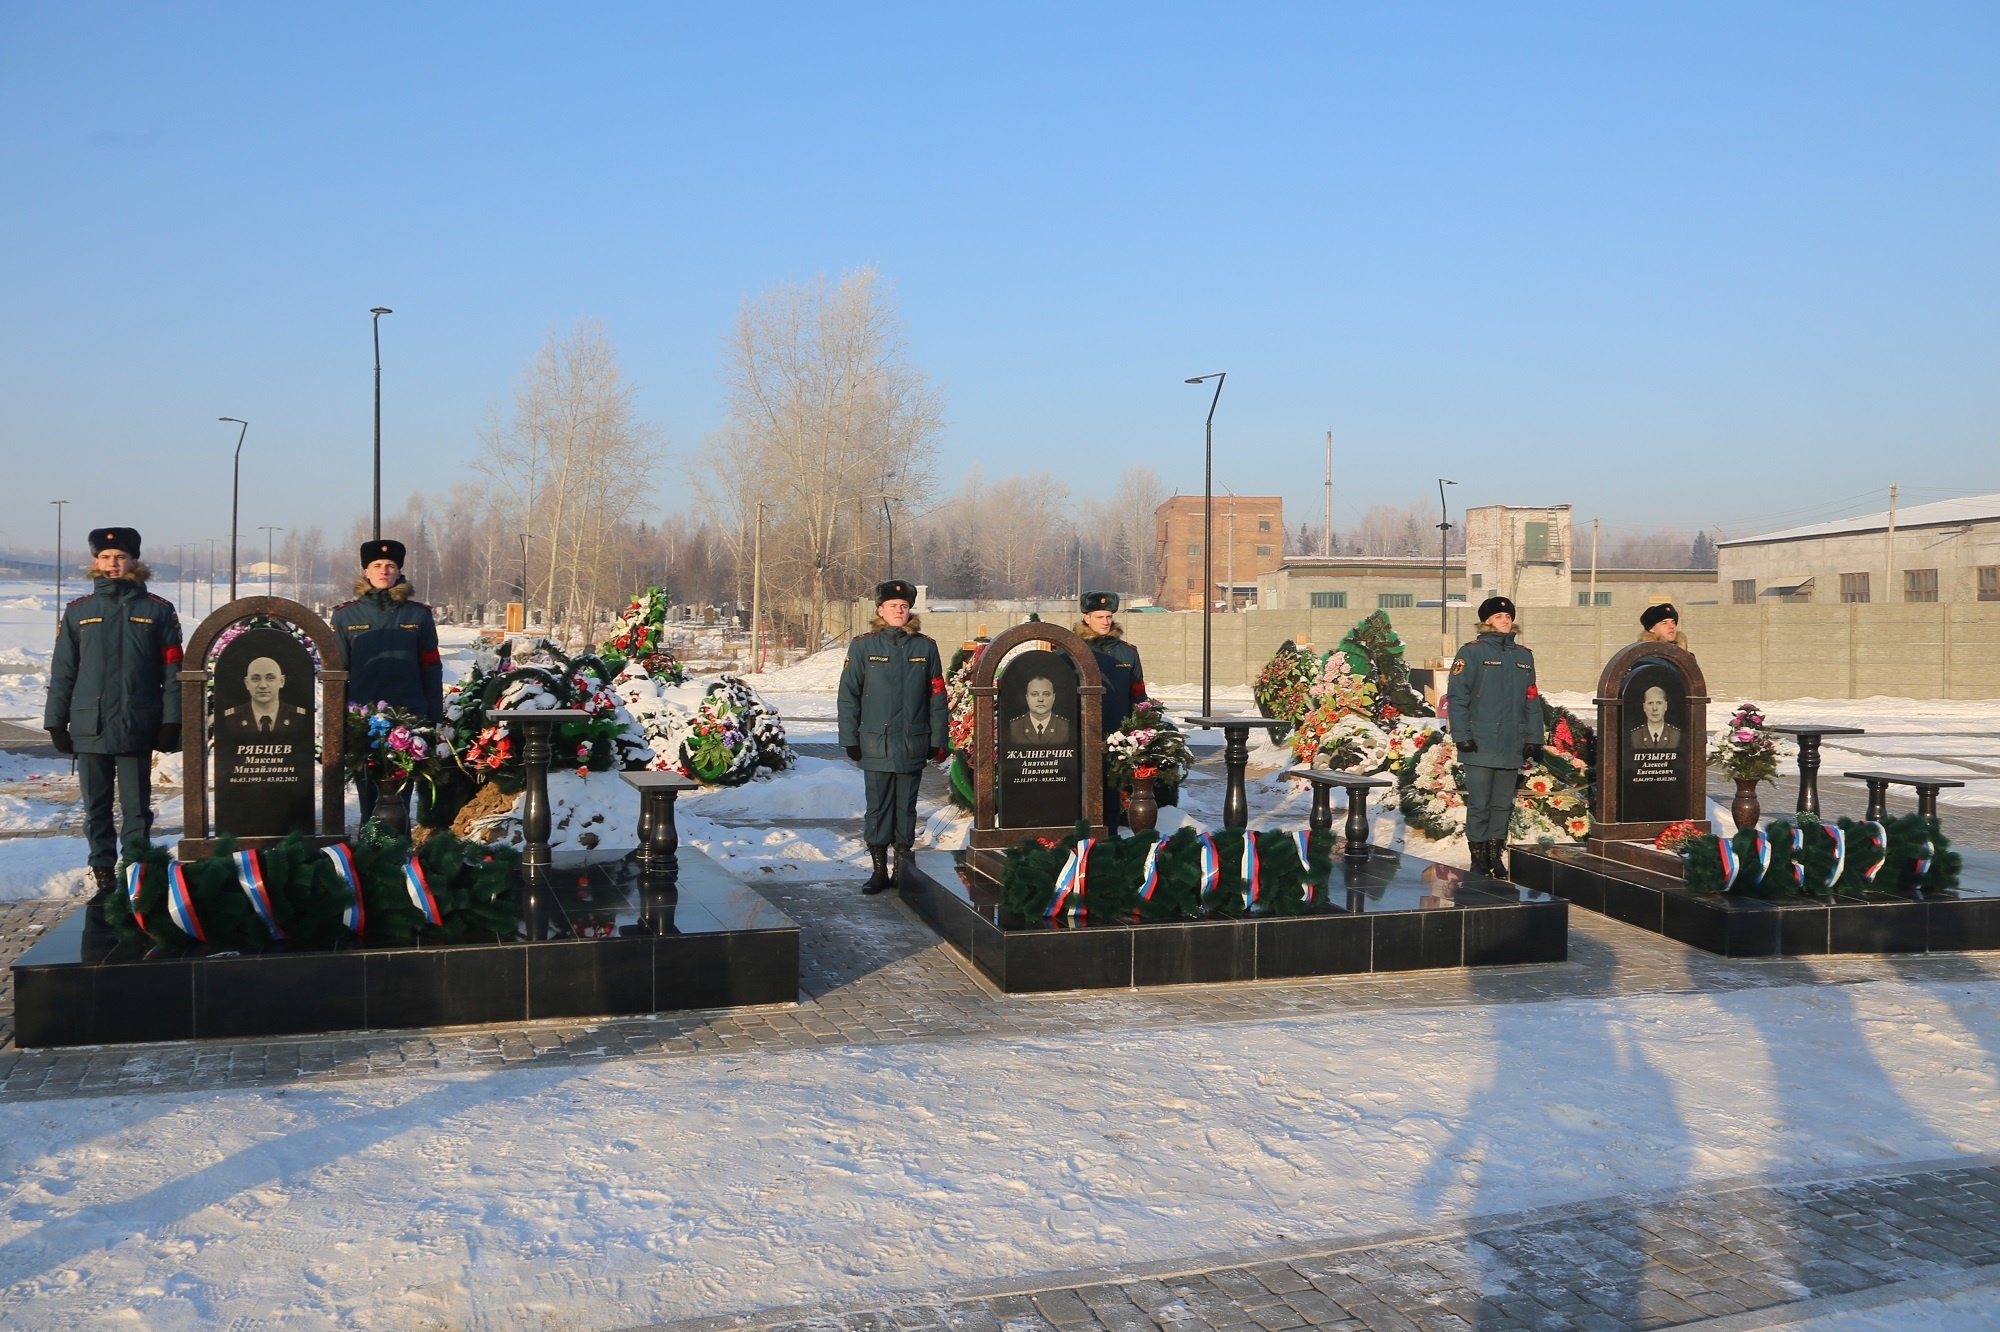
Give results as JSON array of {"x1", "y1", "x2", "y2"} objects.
[
  {"x1": 344, "y1": 701, "x2": 456, "y2": 803},
  {"x1": 1103, "y1": 700, "x2": 1193, "y2": 805},
  {"x1": 599, "y1": 585, "x2": 689, "y2": 685},
  {"x1": 1293, "y1": 711, "x2": 1392, "y2": 774},
  {"x1": 1708, "y1": 702, "x2": 1781, "y2": 783},
  {"x1": 1654, "y1": 819, "x2": 1708, "y2": 854}
]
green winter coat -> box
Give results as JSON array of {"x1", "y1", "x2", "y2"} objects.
[
  {"x1": 330, "y1": 580, "x2": 444, "y2": 722},
  {"x1": 1078, "y1": 624, "x2": 1148, "y2": 734},
  {"x1": 837, "y1": 623, "x2": 949, "y2": 773},
  {"x1": 44, "y1": 574, "x2": 184, "y2": 755},
  {"x1": 1445, "y1": 629, "x2": 1544, "y2": 770}
]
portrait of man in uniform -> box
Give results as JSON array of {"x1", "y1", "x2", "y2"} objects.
[
  {"x1": 220, "y1": 656, "x2": 311, "y2": 737},
  {"x1": 1627, "y1": 685, "x2": 1681, "y2": 750},
  {"x1": 1005, "y1": 675, "x2": 1072, "y2": 745}
]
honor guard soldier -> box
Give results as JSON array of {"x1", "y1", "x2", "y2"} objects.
[
  {"x1": 331, "y1": 539, "x2": 443, "y2": 820},
  {"x1": 1076, "y1": 590, "x2": 1149, "y2": 832},
  {"x1": 43, "y1": 527, "x2": 183, "y2": 901},
  {"x1": 838, "y1": 579, "x2": 949, "y2": 894},
  {"x1": 1445, "y1": 595, "x2": 1544, "y2": 880}
]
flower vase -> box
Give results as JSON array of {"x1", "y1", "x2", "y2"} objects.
[
  {"x1": 1730, "y1": 778, "x2": 1760, "y2": 835},
  {"x1": 1126, "y1": 775, "x2": 1159, "y2": 834},
  {"x1": 370, "y1": 779, "x2": 411, "y2": 835}
]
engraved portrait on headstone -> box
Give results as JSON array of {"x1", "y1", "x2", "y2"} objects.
[
  {"x1": 997, "y1": 649, "x2": 1081, "y2": 829},
  {"x1": 213, "y1": 626, "x2": 317, "y2": 838},
  {"x1": 1616, "y1": 658, "x2": 1688, "y2": 824}
]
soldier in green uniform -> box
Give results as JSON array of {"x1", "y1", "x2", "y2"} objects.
[
  {"x1": 1445, "y1": 595, "x2": 1544, "y2": 880},
  {"x1": 838, "y1": 579, "x2": 949, "y2": 894},
  {"x1": 1076, "y1": 590, "x2": 1149, "y2": 832},
  {"x1": 330, "y1": 539, "x2": 443, "y2": 821},
  {"x1": 43, "y1": 527, "x2": 183, "y2": 901}
]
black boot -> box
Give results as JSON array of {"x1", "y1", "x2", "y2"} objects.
[
  {"x1": 1467, "y1": 840, "x2": 1488, "y2": 877},
  {"x1": 891, "y1": 844, "x2": 914, "y2": 887},
  {"x1": 863, "y1": 845, "x2": 893, "y2": 895},
  {"x1": 89, "y1": 865, "x2": 116, "y2": 904},
  {"x1": 1489, "y1": 840, "x2": 1511, "y2": 881}
]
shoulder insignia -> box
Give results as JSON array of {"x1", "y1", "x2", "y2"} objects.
[
  {"x1": 333, "y1": 599, "x2": 358, "y2": 610},
  {"x1": 67, "y1": 594, "x2": 92, "y2": 608},
  {"x1": 147, "y1": 593, "x2": 174, "y2": 607},
  {"x1": 1451, "y1": 659, "x2": 1465, "y2": 675}
]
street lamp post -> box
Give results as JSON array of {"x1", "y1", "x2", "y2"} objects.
[
  {"x1": 879, "y1": 494, "x2": 898, "y2": 578},
  {"x1": 1437, "y1": 478, "x2": 1458, "y2": 652},
  {"x1": 1184, "y1": 373, "x2": 1226, "y2": 717},
  {"x1": 751, "y1": 501, "x2": 767, "y2": 673},
  {"x1": 371, "y1": 308, "x2": 393, "y2": 540},
  {"x1": 260, "y1": 526, "x2": 283, "y2": 594},
  {"x1": 50, "y1": 500, "x2": 68, "y2": 623},
  {"x1": 518, "y1": 533, "x2": 532, "y2": 632},
  {"x1": 219, "y1": 418, "x2": 249, "y2": 600}
]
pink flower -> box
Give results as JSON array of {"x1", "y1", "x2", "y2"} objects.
[{"x1": 1734, "y1": 728, "x2": 1754, "y2": 742}]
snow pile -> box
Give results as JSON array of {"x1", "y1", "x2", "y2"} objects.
[
  {"x1": 0, "y1": 837, "x2": 91, "y2": 898},
  {"x1": 753, "y1": 643, "x2": 849, "y2": 693},
  {"x1": 682, "y1": 755, "x2": 862, "y2": 820},
  {"x1": 2, "y1": 980, "x2": 1998, "y2": 1327}
]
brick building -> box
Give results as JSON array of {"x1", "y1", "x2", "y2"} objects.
[{"x1": 1152, "y1": 494, "x2": 1285, "y2": 611}]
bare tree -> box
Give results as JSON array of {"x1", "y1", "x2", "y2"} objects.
[{"x1": 707, "y1": 267, "x2": 943, "y2": 643}]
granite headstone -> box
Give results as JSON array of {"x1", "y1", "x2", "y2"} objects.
[{"x1": 212, "y1": 626, "x2": 317, "y2": 838}]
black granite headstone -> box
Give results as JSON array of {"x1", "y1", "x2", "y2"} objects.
[
  {"x1": 1615, "y1": 656, "x2": 1690, "y2": 824},
  {"x1": 213, "y1": 627, "x2": 317, "y2": 838},
  {"x1": 996, "y1": 649, "x2": 1082, "y2": 829}
]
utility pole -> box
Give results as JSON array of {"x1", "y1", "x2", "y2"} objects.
[
  {"x1": 1591, "y1": 517, "x2": 1602, "y2": 666},
  {"x1": 1884, "y1": 483, "x2": 1898, "y2": 604},
  {"x1": 1324, "y1": 429, "x2": 1334, "y2": 556},
  {"x1": 1436, "y1": 479, "x2": 1457, "y2": 655},
  {"x1": 751, "y1": 502, "x2": 766, "y2": 674},
  {"x1": 50, "y1": 500, "x2": 68, "y2": 623},
  {"x1": 260, "y1": 527, "x2": 283, "y2": 593},
  {"x1": 371, "y1": 308, "x2": 393, "y2": 540},
  {"x1": 1224, "y1": 495, "x2": 1236, "y2": 612}
]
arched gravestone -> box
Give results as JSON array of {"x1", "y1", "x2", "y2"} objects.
[
  {"x1": 1591, "y1": 640, "x2": 1710, "y2": 842},
  {"x1": 178, "y1": 596, "x2": 349, "y2": 859},
  {"x1": 969, "y1": 622, "x2": 1104, "y2": 877}
]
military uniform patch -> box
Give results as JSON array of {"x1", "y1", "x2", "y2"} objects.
[{"x1": 1451, "y1": 659, "x2": 1465, "y2": 675}]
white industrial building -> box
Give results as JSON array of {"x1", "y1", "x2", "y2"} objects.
[{"x1": 1716, "y1": 494, "x2": 2000, "y2": 604}]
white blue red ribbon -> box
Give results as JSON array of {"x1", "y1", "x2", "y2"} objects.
[
  {"x1": 402, "y1": 854, "x2": 444, "y2": 927},
  {"x1": 1791, "y1": 825, "x2": 1805, "y2": 888},
  {"x1": 1750, "y1": 828, "x2": 1771, "y2": 885},
  {"x1": 165, "y1": 862, "x2": 206, "y2": 942},
  {"x1": 1821, "y1": 821, "x2": 1846, "y2": 893},
  {"x1": 1716, "y1": 835, "x2": 1739, "y2": 889},
  {"x1": 1137, "y1": 839, "x2": 1161, "y2": 902},
  {"x1": 1862, "y1": 820, "x2": 1888, "y2": 883},
  {"x1": 1046, "y1": 838, "x2": 1093, "y2": 920},
  {"x1": 1292, "y1": 830, "x2": 1314, "y2": 905},
  {"x1": 323, "y1": 843, "x2": 365, "y2": 934},
  {"x1": 231, "y1": 848, "x2": 286, "y2": 940},
  {"x1": 1241, "y1": 832, "x2": 1264, "y2": 912},
  {"x1": 124, "y1": 860, "x2": 147, "y2": 929},
  {"x1": 1196, "y1": 834, "x2": 1220, "y2": 901},
  {"x1": 1915, "y1": 838, "x2": 1935, "y2": 884}
]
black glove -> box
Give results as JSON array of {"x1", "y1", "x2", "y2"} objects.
[
  {"x1": 155, "y1": 723, "x2": 182, "y2": 753},
  {"x1": 1523, "y1": 741, "x2": 1541, "y2": 759},
  {"x1": 48, "y1": 727, "x2": 73, "y2": 756},
  {"x1": 1454, "y1": 735, "x2": 1476, "y2": 753},
  {"x1": 845, "y1": 745, "x2": 862, "y2": 762}
]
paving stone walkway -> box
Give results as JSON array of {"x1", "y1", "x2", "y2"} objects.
[{"x1": 631, "y1": 1159, "x2": 2000, "y2": 1331}]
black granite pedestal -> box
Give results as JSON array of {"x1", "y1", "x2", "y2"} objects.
[
  {"x1": 1511, "y1": 843, "x2": 2000, "y2": 958},
  {"x1": 11, "y1": 848, "x2": 799, "y2": 1048},
  {"x1": 900, "y1": 847, "x2": 1567, "y2": 993}
]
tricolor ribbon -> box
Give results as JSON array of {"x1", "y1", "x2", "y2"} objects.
[
  {"x1": 1791, "y1": 825, "x2": 1805, "y2": 888},
  {"x1": 1292, "y1": 830, "x2": 1315, "y2": 905},
  {"x1": 231, "y1": 848, "x2": 286, "y2": 940},
  {"x1": 1196, "y1": 834, "x2": 1220, "y2": 900},
  {"x1": 1137, "y1": 840, "x2": 1162, "y2": 902},
  {"x1": 323, "y1": 843, "x2": 365, "y2": 934},
  {"x1": 1046, "y1": 838, "x2": 1093, "y2": 920},
  {"x1": 124, "y1": 860, "x2": 147, "y2": 930},
  {"x1": 165, "y1": 862, "x2": 206, "y2": 942},
  {"x1": 402, "y1": 854, "x2": 444, "y2": 927},
  {"x1": 1862, "y1": 820, "x2": 1888, "y2": 883},
  {"x1": 1915, "y1": 838, "x2": 1936, "y2": 885},
  {"x1": 1716, "y1": 835, "x2": 1740, "y2": 889},
  {"x1": 1823, "y1": 822, "x2": 1847, "y2": 892},
  {"x1": 1750, "y1": 828, "x2": 1771, "y2": 885},
  {"x1": 1241, "y1": 833, "x2": 1263, "y2": 912}
]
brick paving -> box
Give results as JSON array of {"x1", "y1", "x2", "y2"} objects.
[{"x1": 630, "y1": 1161, "x2": 2000, "y2": 1330}]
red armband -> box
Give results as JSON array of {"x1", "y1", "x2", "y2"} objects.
[
  {"x1": 929, "y1": 675, "x2": 945, "y2": 695},
  {"x1": 421, "y1": 648, "x2": 442, "y2": 667},
  {"x1": 1526, "y1": 684, "x2": 1539, "y2": 699},
  {"x1": 162, "y1": 644, "x2": 183, "y2": 666},
  {"x1": 1132, "y1": 679, "x2": 1147, "y2": 699}
]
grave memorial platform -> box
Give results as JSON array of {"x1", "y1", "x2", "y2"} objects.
[{"x1": 9, "y1": 620, "x2": 799, "y2": 1049}]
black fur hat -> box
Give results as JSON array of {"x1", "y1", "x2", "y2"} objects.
[
  {"x1": 89, "y1": 527, "x2": 141, "y2": 557},
  {"x1": 875, "y1": 579, "x2": 917, "y2": 606},
  {"x1": 1640, "y1": 602, "x2": 1680, "y2": 630},
  {"x1": 359, "y1": 539, "x2": 406, "y2": 568},
  {"x1": 1081, "y1": 590, "x2": 1120, "y2": 614},
  {"x1": 1477, "y1": 595, "x2": 1516, "y2": 621}
]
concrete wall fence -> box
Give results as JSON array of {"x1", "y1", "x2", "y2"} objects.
[{"x1": 860, "y1": 604, "x2": 2000, "y2": 701}]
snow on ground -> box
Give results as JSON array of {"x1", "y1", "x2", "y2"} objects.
[
  {"x1": 0, "y1": 837, "x2": 91, "y2": 898},
  {"x1": 2, "y1": 978, "x2": 1997, "y2": 1328},
  {"x1": 1778, "y1": 1282, "x2": 2000, "y2": 1330}
]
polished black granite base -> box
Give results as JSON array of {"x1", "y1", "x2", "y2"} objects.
[
  {"x1": 1511, "y1": 843, "x2": 2000, "y2": 958},
  {"x1": 901, "y1": 847, "x2": 1567, "y2": 994},
  {"x1": 11, "y1": 848, "x2": 799, "y2": 1048}
]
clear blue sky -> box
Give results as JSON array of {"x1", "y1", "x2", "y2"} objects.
[{"x1": 2, "y1": 3, "x2": 1995, "y2": 563}]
